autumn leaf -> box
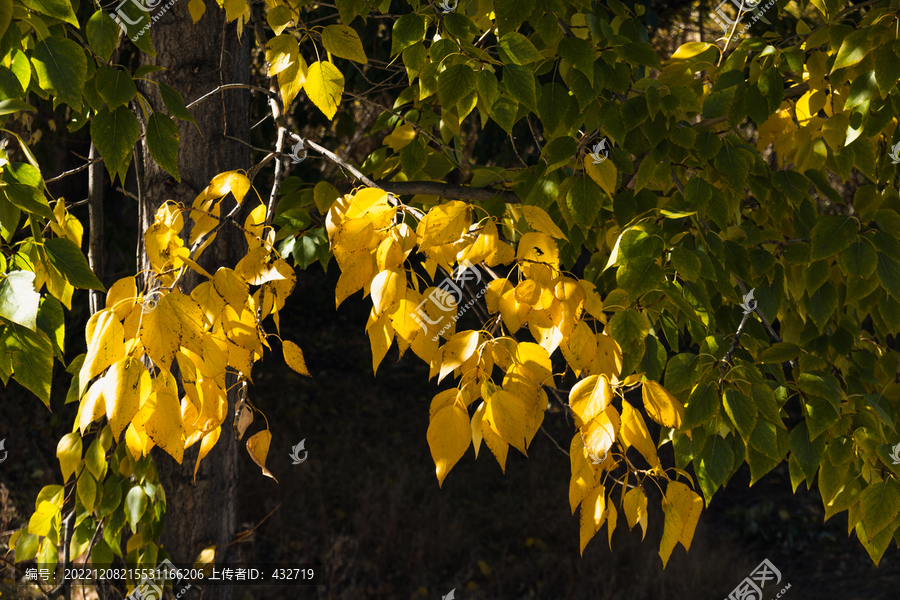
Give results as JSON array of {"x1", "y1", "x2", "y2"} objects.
[
  {"x1": 283, "y1": 340, "x2": 311, "y2": 376},
  {"x1": 642, "y1": 380, "x2": 684, "y2": 429},
  {"x1": 427, "y1": 404, "x2": 471, "y2": 486},
  {"x1": 246, "y1": 429, "x2": 278, "y2": 482}
]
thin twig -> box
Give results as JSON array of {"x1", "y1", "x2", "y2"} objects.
[
  {"x1": 185, "y1": 83, "x2": 274, "y2": 109},
  {"x1": 45, "y1": 157, "x2": 104, "y2": 183},
  {"x1": 87, "y1": 143, "x2": 104, "y2": 315}
]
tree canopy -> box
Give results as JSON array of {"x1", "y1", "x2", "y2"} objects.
[{"x1": 4, "y1": 0, "x2": 900, "y2": 595}]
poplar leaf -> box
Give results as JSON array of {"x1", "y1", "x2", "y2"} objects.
[
  {"x1": 56, "y1": 432, "x2": 82, "y2": 484},
  {"x1": 522, "y1": 205, "x2": 566, "y2": 240},
  {"x1": 584, "y1": 155, "x2": 617, "y2": 199},
  {"x1": 620, "y1": 399, "x2": 662, "y2": 469},
  {"x1": 247, "y1": 429, "x2": 278, "y2": 482},
  {"x1": 104, "y1": 357, "x2": 150, "y2": 440},
  {"x1": 642, "y1": 380, "x2": 684, "y2": 429},
  {"x1": 579, "y1": 484, "x2": 606, "y2": 555},
  {"x1": 322, "y1": 25, "x2": 367, "y2": 64},
  {"x1": 137, "y1": 381, "x2": 185, "y2": 464},
  {"x1": 283, "y1": 340, "x2": 311, "y2": 376},
  {"x1": 569, "y1": 374, "x2": 612, "y2": 427},
  {"x1": 623, "y1": 486, "x2": 649, "y2": 540},
  {"x1": 427, "y1": 404, "x2": 471, "y2": 486},
  {"x1": 419, "y1": 201, "x2": 470, "y2": 250},
  {"x1": 305, "y1": 61, "x2": 344, "y2": 120},
  {"x1": 79, "y1": 310, "x2": 125, "y2": 390}
]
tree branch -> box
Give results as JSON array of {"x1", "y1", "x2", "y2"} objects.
[{"x1": 87, "y1": 143, "x2": 104, "y2": 315}]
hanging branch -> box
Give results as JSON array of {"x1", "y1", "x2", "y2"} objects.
[{"x1": 87, "y1": 143, "x2": 104, "y2": 315}]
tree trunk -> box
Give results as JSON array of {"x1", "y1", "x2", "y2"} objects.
[{"x1": 133, "y1": 4, "x2": 251, "y2": 599}]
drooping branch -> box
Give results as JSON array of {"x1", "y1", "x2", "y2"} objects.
[{"x1": 87, "y1": 143, "x2": 104, "y2": 315}]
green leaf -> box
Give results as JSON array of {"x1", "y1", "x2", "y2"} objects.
[
  {"x1": 21, "y1": 0, "x2": 78, "y2": 26},
  {"x1": 78, "y1": 471, "x2": 97, "y2": 512},
  {"x1": 85, "y1": 439, "x2": 106, "y2": 480},
  {"x1": 713, "y1": 144, "x2": 749, "y2": 190},
  {"x1": 565, "y1": 176, "x2": 601, "y2": 228},
  {"x1": 146, "y1": 113, "x2": 181, "y2": 182},
  {"x1": 305, "y1": 61, "x2": 344, "y2": 120},
  {"x1": 683, "y1": 382, "x2": 718, "y2": 428},
  {"x1": 490, "y1": 93, "x2": 518, "y2": 133},
  {"x1": 322, "y1": 24, "x2": 367, "y2": 64},
  {"x1": 543, "y1": 136, "x2": 576, "y2": 172},
  {"x1": 31, "y1": 36, "x2": 86, "y2": 111},
  {"x1": 266, "y1": 4, "x2": 292, "y2": 35},
  {"x1": 696, "y1": 434, "x2": 735, "y2": 504},
  {"x1": 14, "y1": 532, "x2": 40, "y2": 562},
  {"x1": 664, "y1": 353, "x2": 700, "y2": 394},
  {"x1": 722, "y1": 389, "x2": 757, "y2": 439},
  {"x1": 876, "y1": 252, "x2": 900, "y2": 300},
  {"x1": 502, "y1": 63, "x2": 537, "y2": 112},
  {"x1": 694, "y1": 131, "x2": 722, "y2": 160},
  {"x1": 607, "y1": 309, "x2": 650, "y2": 348},
  {"x1": 620, "y1": 42, "x2": 660, "y2": 69},
  {"x1": 809, "y1": 214, "x2": 857, "y2": 261},
  {"x1": 0, "y1": 99, "x2": 36, "y2": 116},
  {"x1": 859, "y1": 479, "x2": 900, "y2": 540},
  {"x1": 805, "y1": 395, "x2": 841, "y2": 440},
  {"x1": 771, "y1": 169, "x2": 809, "y2": 203},
  {"x1": 97, "y1": 66, "x2": 137, "y2": 111},
  {"x1": 36, "y1": 294, "x2": 64, "y2": 360},
  {"x1": 873, "y1": 43, "x2": 900, "y2": 96},
  {"x1": 2, "y1": 183, "x2": 52, "y2": 218},
  {"x1": 832, "y1": 27, "x2": 873, "y2": 72},
  {"x1": 438, "y1": 64, "x2": 476, "y2": 110},
  {"x1": 86, "y1": 11, "x2": 119, "y2": 64},
  {"x1": 43, "y1": 238, "x2": 105, "y2": 290},
  {"x1": 400, "y1": 137, "x2": 427, "y2": 177},
  {"x1": 498, "y1": 32, "x2": 543, "y2": 65},
  {"x1": 159, "y1": 82, "x2": 196, "y2": 124},
  {"x1": 537, "y1": 82, "x2": 572, "y2": 138},
  {"x1": 0, "y1": 0, "x2": 11, "y2": 42},
  {"x1": 391, "y1": 14, "x2": 425, "y2": 56},
  {"x1": 798, "y1": 371, "x2": 842, "y2": 408},
  {"x1": 671, "y1": 247, "x2": 700, "y2": 281},
  {"x1": 807, "y1": 282, "x2": 837, "y2": 330},
  {"x1": 5, "y1": 322, "x2": 53, "y2": 404},
  {"x1": 757, "y1": 342, "x2": 800, "y2": 364},
  {"x1": 617, "y1": 256, "x2": 664, "y2": 300},
  {"x1": 757, "y1": 65, "x2": 784, "y2": 117},
  {"x1": 91, "y1": 106, "x2": 140, "y2": 181},
  {"x1": 558, "y1": 37, "x2": 594, "y2": 86},
  {"x1": 335, "y1": 0, "x2": 367, "y2": 25},
  {"x1": 0, "y1": 270, "x2": 40, "y2": 330},
  {"x1": 125, "y1": 485, "x2": 148, "y2": 533},
  {"x1": 789, "y1": 421, "x2": 824, "y2": 482},
  {"x1": 750, "y1": 418, "x2": 782, "y2": 460}
]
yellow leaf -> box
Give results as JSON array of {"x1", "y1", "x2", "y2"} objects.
[
  {"x1": 246, "y1": 429, "x2": 278, "y2": 482},
  {"x1": 418, "y1": 201, "x2": 471, "y2": 251},
  {"x1": 485, "y1": 278, "x2": 512, "y2": 313},
  {"x1": 224, "y1": 0, "x2": 245, "y2": 22},
  {"x1": 376, "y1": 237, "x2": 404, "y2": 271},
  {"x1": 471, "y1": 400, "x2": 486, "y2": 458},
  {"x1": 619, "y1": 399, "x2": 662, "y2": 470},
  {"x1": 584, "y1": 155, "x2": 617, "y2": 199},
  {"x1": 105, "y1": 277, "x2": 137, "y2": 320},
  {"x1": 389, "y1": 296, "x2": 422, "y2": 342},
  {"x1": 522, "y1": 205, "x2": 567, "y2": 240},
  {"x1": 322, "y1": 24, "x2": 368, "y2": 64},
  {"x1": 623, "y1": 486, "x2": 649, "y2": 540},
  {"x1": 516, "y1": 232, "x2": 559, "y2": 284},
  {"x1": 569, "y1": 374, "x2": 612, "y2": 428},
  {"x1": 137, "y1": 380, "x2": 185, "y2": 464},
  {"x1": 438, "y1": 330, "x2": 481, "y2": 383},
  {"x1": 670, "y1": 41, "x2": 714, "y2": 60},
  {"x1": 277, "y1": 51, "x2": 309, "y2": 109},
  {"x1": 283, "y1": 340, "x2": 311, "y2": 376},
  {"x1": 193, "y1": 426, "x2": 220, "y2": 483},
  {"x1": 266, "y1": 34, "x2": 298, "y2": 76},
  {"x1": 486, "y1": 390, "x2": 528, "y2": 454},
  {"x1": 384, "y1": 123, "x2": 416, "y2": 151},
  {"x1": 213, "y1": 268, "x2": 249, "y2": 310},
  {"x1": 578, "y1": 280, "x2": 605, "y2": 321},
  {"x1": 79, "y1": 309, "x2": 125, "y2": 393},
  {"x1": 427, "y1": 404, "x2": 471, "y2": 486},
  {"x1": 78, "y1": 378, "x2": 107, "y2": 434},
  {"x1": 236, "y1": 247, "x2": 287, "y2": 285},
  {"x1": 581, "y1": 405, "x2": 619, "y2": 463},
  {"x1": 335, "y1": 251, "x2": 374, "y2": 308},
  {"x1": 370, "y1": 268, "x2": 404, "y2": 315},
  {"x1": 191, "y1": 281, "x2": 225, "y2": 328},
  {"x1": 188, "y1": 0, "x2": 205, "y2": 22},
  {"x1": 56, "y1": 432, "x2": 82, "y2": 484},
  {"x1": 367, "y1": 309, "x2": 394, "y2": 375},
  {"x1": 103, "y1": 357, "x2": 151, "y2": 440},
  {"x1": 189, "y1": 197, "x2": 220, "y2": 246},
  {"x1": 124, "y1": 421, "x2": 152, "y2": 462},
  {"x1": 139, "y1": 292, "x2": 205, "y2": 369},
  {"x1": 480, "y1": 407, "x2": 509, "y2": 472},
  {"x1": 588, "y1": 333, "x2": 622, "y2": 379},
  {"x1": 561, "y1": 320, "x2": 597, "y2": 375},
  {"x1": 642, "y1": 380, "x2": 684, "y2": 429},
  {"x1": 486, "y1": 240, "x2": 515, "y2": 266},
  {"x1": 607, "y1": 494, "x2": 617, "y2": 549},
  {"x1": 579, "y1": 483, "x2": 606, "y2": 555},
  {"x1": 514, "y1": 341, "x2": 552, "y2": 386},
  {"x1": 267, "y1": 259, "x2": 296, "y2": 310},
  {"x1": 305, "y1": 60, "x2": 344, "y2": 120},
  {"x1": 659, "y1": 480, "x2": 699, "y2": 567}
]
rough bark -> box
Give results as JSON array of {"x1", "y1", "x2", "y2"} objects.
[{"x1": 132, "y1": 4, "x2": 251, "y2": 599}]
